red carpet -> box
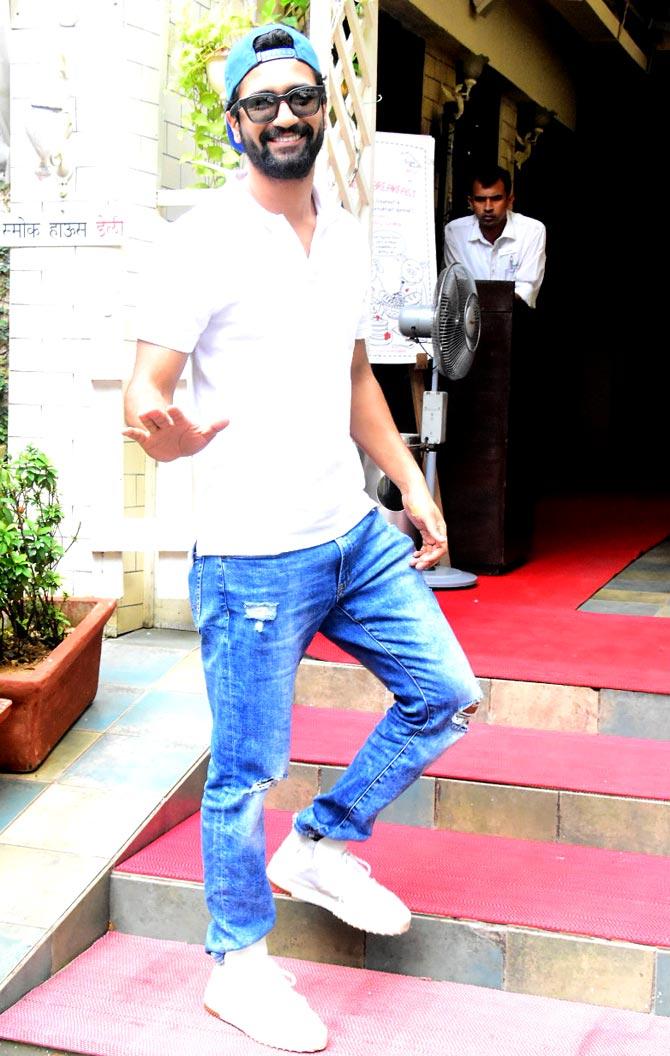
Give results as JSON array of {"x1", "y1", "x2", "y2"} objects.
[
  {"x1": 307, "y1": 495, "x2": 670, "y2": 693},
  {"x1": 117, "y1": 809, "x2": 670, "y2": 949},
  {"x1": 289, "y1": 705, "x2": 670, "y2": 800},
  {"x1": 3, "y1": 932, "x2": 669, "y2": 1056}
]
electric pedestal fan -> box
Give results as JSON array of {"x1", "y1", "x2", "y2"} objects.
[{"x1": 398, "y1": 262, "x2": 481, "y2": 589}]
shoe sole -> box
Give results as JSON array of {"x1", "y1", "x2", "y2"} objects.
[
  {"x1": 267, "y1": 873, "x2": 412, "y2": 936},
  {"x1": 204, "y1": 1003, "x2": 328, "y2": 1052}
]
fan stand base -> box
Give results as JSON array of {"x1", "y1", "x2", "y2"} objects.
[{"x1": 422, "y1": 565, "x2": 478, "y2": 589}]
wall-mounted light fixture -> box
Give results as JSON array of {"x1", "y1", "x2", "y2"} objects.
[
  {"x1": 441, "y1": 52, "x2": 489, "y2": 121},
  {"x1": 23, "y1": 51, "x2": 73, "y2": 197},
  {"x1": 513, "y1": 105, "x2": 555, "y2": 168}
]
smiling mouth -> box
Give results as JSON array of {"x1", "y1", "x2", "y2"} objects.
[{"x1": 270, "y1": 133, "x2": 304, "y2": 147}]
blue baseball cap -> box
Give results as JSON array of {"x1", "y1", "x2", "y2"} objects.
[{"x1": 224, "y1": 23, "x2": 322, "y2": 153}]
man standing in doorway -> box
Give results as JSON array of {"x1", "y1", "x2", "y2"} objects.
[
  {"x1": 444, "y1": 164, "x2": 546, "y2": 308},
  {"x1": 124, "y1": 23, "x2": 481, "y2": 1053}
]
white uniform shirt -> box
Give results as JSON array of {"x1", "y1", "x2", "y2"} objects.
[
  {"x1": 136, "y1": 174, "x2": 374, "y2": 556},
  {"x1": 444, "y1": 211, "x2": 546, "y2": 308}
]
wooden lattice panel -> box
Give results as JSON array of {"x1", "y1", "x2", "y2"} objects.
[{"x1": 310, "y1": 0, "x2": 378, "y2": 235}]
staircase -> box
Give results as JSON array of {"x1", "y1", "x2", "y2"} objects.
[{"x1": 2, "y1": 661, "x2": 670, "y2": 1055}]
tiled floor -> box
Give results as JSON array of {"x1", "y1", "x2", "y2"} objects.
[
  {"x1": 0, "y1": 628, "x2": 209, "y2": 1005},
  {"x1": 580, "y1": 536, "x2": 670, "y2": 617}
]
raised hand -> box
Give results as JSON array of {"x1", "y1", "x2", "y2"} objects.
[{"x1": 123, "y1": 405, "x2": 229, "y2": 462}]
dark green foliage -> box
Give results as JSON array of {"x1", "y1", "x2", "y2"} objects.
[{"x1": 0, "y1": 446, "x2": 72, "y2": 664}]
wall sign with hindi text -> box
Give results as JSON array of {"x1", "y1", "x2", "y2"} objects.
[{"x1": 0, "y1": 212, "x2": 125, "y2": 247}]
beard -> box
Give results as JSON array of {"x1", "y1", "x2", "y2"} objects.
[{"x1": 241, "y1": 117, "x2": 325, "y2": 180}]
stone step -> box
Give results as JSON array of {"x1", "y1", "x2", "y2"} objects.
[
  {"x1": 274, "y1": 706, "x2": 670, "y2": 855},
  {"x1": 109, "y1": 808, "x2": 670, "y2": 1015},
  {"x1": 3, "y1": 931, "x2": 670, "y2": 1056},
  {"x1": 296, "y1": 657, "x2": 670, "y2": 740}
]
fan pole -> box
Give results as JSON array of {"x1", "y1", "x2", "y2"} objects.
[{"x1": 422, "y1": 365, "x2": 478, "y2": 590}]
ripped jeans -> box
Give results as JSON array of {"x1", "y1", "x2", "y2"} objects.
[{"x1": 188, "y1": 508, "x2": 482, "y2": 959}]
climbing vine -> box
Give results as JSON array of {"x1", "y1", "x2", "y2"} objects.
[{"x1": 174, "y1": 0, "x2": 310, "y2": 187}]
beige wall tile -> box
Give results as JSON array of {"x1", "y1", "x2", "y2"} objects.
[
  {"x1": 266, "y1": 764, "x2": 319, "y2": 813},
  {"x1": 294, "y1": 660, "x2": 391, "y2": 714},
  {"x1": 489, "y1": 680, "x2": 599, "y2": 732},
  {"x1": 506, "y1": 930, "x2": 654, "y2": 1011},
  {"x1": 559, "y1": 792, "x2": 670, "y2": 856},
  {"x1": 271, "y1": 896, "x2": 364, "y2": 967},
  {"x1": 436, "y1": 780, "x2": 558, "y2": 841}
]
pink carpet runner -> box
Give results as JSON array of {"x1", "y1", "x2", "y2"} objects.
[
  {"x1": 290, "y1": 704, "x2": 670, "y2": 800},
  {"x1": 118, "y1": 809, "x2": 670, "y2": 949},
  {"x1": 1, "y1": 932, "x2": 669, "y2": 1056},
  {"x1": 306, "y1": 495, "x2": 670, "y2": 693}
]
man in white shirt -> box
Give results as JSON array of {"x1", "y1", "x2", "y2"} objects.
[
  {"x1": 123, "y1": 23, "x2": 481, "y2": 1052},
  {"x1": 444, "y1": 166, "x2": 546, "y2": 308}
]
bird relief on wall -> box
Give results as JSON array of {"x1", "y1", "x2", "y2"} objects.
[{"x1": 369, "y1": 133, "x2": 437, "y2": 364}]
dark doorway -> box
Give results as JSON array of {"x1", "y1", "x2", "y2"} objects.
[{"x1": 376, "y1": 11, "x2": 425, "y2": 135}]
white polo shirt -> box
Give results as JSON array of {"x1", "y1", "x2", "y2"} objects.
[
  {"x1": 136, "y1": 174, "x2": 374, "y2": 556},
  {"x1": 444, "y1": 211, "x2": 546, "y2": 308}
]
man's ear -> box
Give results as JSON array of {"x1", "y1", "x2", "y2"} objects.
[
  {"x1": 467, "y1": 196, "x2": 474, "y2": 212},
  {"x1": 225, "y1": 110, "x2": 245, "y2": 154},
  {"x1": 507, "y1": 191, "x2": 515, "y2": 210}
]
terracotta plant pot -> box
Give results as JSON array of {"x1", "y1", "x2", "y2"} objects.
[{"x1": 0, "y1": 597, "x2": 116, "y2": 773}]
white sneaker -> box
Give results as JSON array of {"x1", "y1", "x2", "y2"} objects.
[
  {"x1": 204, "y1": 945, "x2": 328, "y2": 1052},
  {"x1": 267, "y1": 827, "x2": 411, "y2": 935}
]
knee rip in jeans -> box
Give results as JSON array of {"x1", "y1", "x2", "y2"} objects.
[
  {"x1": 452, "y1": 700, "x2": 480, "y2": 729},
  {"x1": 243, "y1": 601, "x2": 278, "y2": 633},
  {"x1": 245, "y1": 774, "x2": 285, "y2": 795}
]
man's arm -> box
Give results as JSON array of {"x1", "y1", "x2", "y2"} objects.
[
  {"x1": 350, "y1": 339, "x2": 447, "y2": 570},
  {"x1": 514, "y1": 223, "x2": 546, "y2": 308},
  {"x1": 443, "y1": 223, "x2": 460, "y2": 269},
  {"x1": 123, "y1": 340, "x2": 228, "y2": 462}
]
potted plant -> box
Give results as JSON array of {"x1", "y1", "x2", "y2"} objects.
[{"x1": 0, "y1": 446, "x2": 115, "y2": 772}]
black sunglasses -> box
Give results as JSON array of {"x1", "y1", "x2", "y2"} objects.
[{"x1": 230, "y1": 85, "x2": 326, "y2": 124}]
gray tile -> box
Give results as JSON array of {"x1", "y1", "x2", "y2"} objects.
[
  {"x1": 580, "y1": 599, "x2": 663, "y2": 616},
  {"x1": 606, "y1": 573, "x2": 670, "y2": 593},
  {"x1": 0, "y1": 925, "x2": 45, "y2": 983},
  {"x1": 0, "y1": 782, "x2": 46, "y2": 833},
  {"x1": 98, "y1": 645, "x2": 185, "y2": 687},
  {"x1": 50, "y1": 874, "x2": 110, "y2": 975},
  {"x1": 0, "y1": 846, "x2": 106, "y2": 930},
  {"x1": 58, "y1": 733, "x2": 203, "y2": 795},
  {"x1": 366, "y1": 915, "x2": 505, "y2": 988},
  {"x1": 272, "y1": 895, "x2": 364, "y2": 967},
  {"x1": 0, "y1": 935, "x2": 51, "y2": 1014},
  {"x1": 655, "y1": 950, "x2": 670, "y2": 1016},
  {"x1": 117, "y1": 756, "x2": 208, "y2": 865},
  {"x1": 599, "y1": 689, "x2": 670, "y2": 740},
  {"x1": 110, "y1": 690, "x2": 211, "y2": 746},
  {"x1": 0, "y1": 784, "x2": 157, "y2": 858},
  {"x1": 119, "y1": 628, "x2": 199, "y2": 651},
  {"x1": 110, "y1": 874, "x2": 208, "y2": 944},
  {"x1": 72, "y1": 686, "x2": 141, "y2": 732},
  {"x1": 319, "y1": 767, "x2": 436, "y2": 827},
  {"x1": 0, "y1": 1045, "x2": 84, "y2": 1055}
]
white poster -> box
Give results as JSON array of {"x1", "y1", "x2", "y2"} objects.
[{"x1": 369, "y1": 133, "x2": 437, "y2": 364}]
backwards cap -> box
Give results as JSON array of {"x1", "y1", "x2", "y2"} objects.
[{"x1": 224, "y1": 23, "x2": 322, "y2": 153}]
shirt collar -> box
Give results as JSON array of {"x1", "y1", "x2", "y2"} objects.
[{"x1": 468, "y1": 210, "x2": 517, "y2": 246}]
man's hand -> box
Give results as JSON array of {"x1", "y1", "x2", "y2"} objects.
[
  {"x1": 402, "y1": 482, "x2": 449, "y2": 571},
  {"x1": 123, "y1": 405, "x2": 229, "y2": 462}
]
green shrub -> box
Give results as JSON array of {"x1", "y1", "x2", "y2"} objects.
[{"x1": 0, "y1": 446, "x2": 72, "y2": 664}]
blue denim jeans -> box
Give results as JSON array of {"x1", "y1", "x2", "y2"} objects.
[{"x1": 189, "y1": 508, "x2": 481, "y2": 959}]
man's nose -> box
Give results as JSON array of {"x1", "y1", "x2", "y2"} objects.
[{"x1": 274, "y1": 99, "x2": 296, "y2": 124}]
